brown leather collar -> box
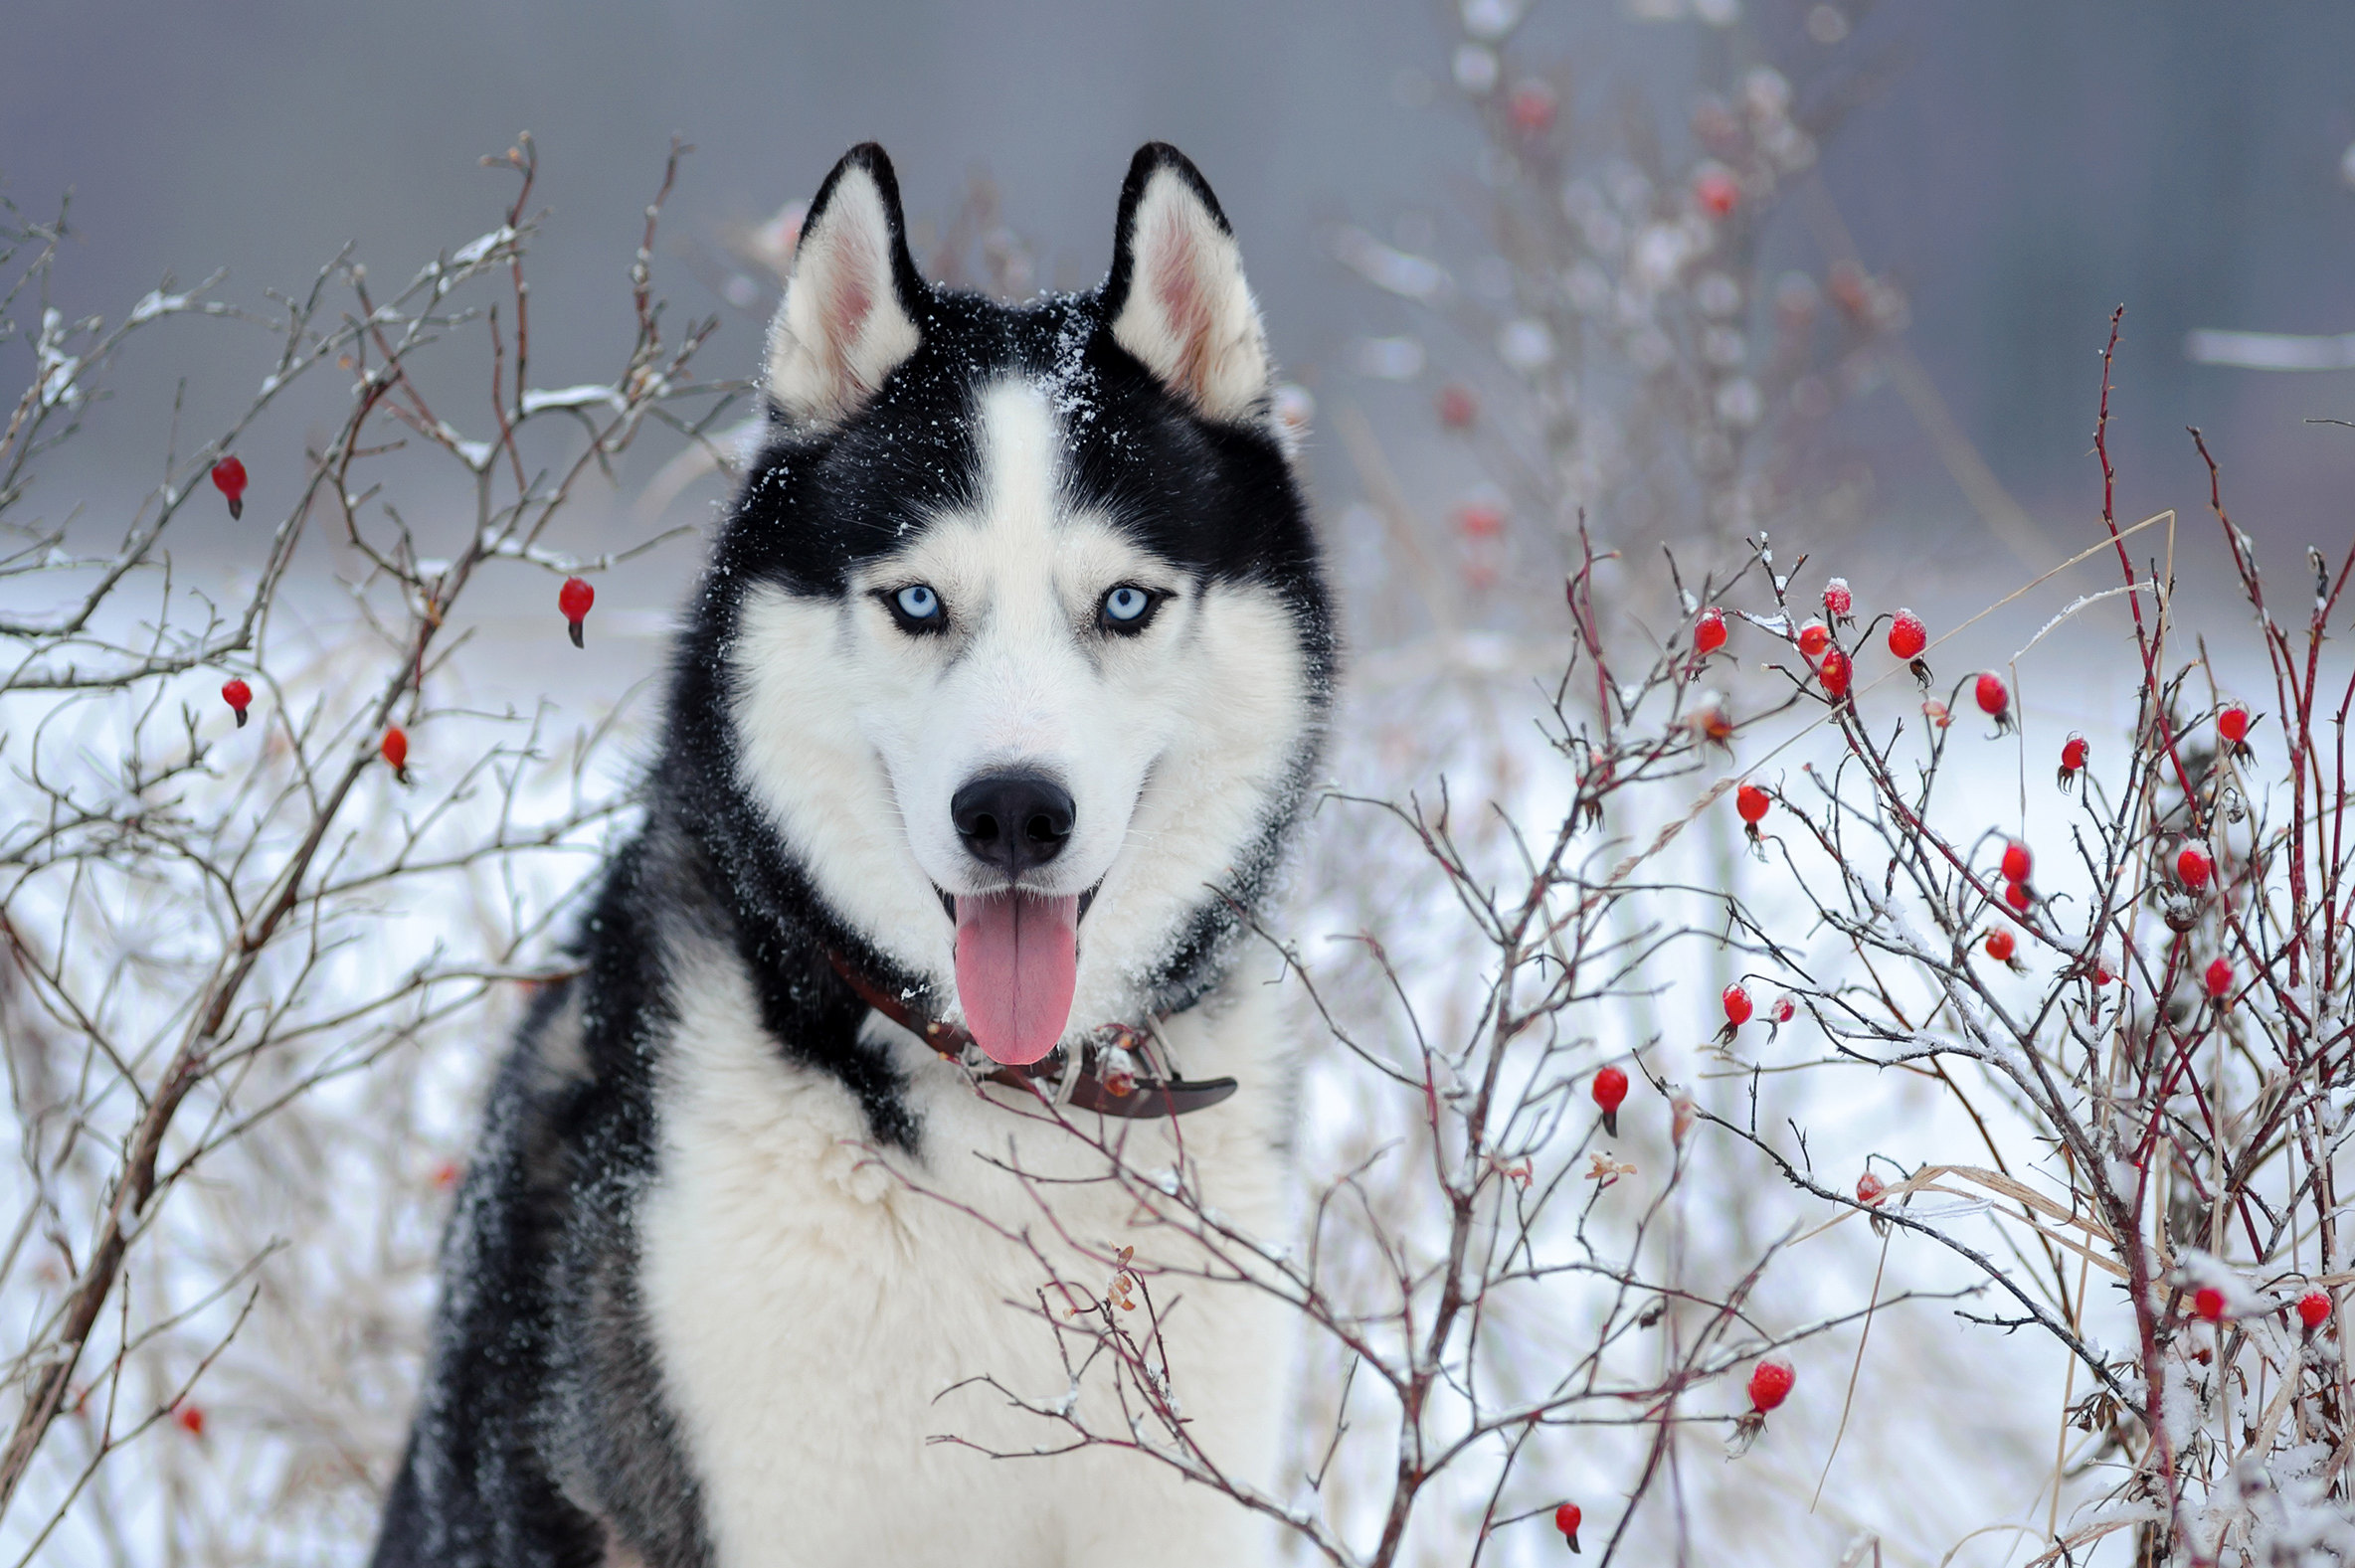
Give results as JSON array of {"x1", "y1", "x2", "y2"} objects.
[{"x1": 822, "y1": 946, "x2": 1237, "y2": 1119}]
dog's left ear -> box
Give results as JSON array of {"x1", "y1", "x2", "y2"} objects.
[{"x1": 1103, "y1": 145, "x2": 1271, "y2": 424}]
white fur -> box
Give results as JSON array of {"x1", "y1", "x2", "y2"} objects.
[
  {"x1": 1110, "y1": 170, "x2": 1271, "y2": 424},
  {"x1": 729, "y1": 379, "x2": 1312, "y2": 1030},
  {"x1": 636, "y1": 935, "x2": 1295, "y2": 1566},
  {"x1": 765, "y1": 164, "x2": 922, "y2": 425}
]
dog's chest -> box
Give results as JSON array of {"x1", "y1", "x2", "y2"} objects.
[{"x1": 629, "y1": 958, "x2": 1284, "y2": 1567}]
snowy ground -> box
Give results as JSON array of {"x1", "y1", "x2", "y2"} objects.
[{"x1": 0, "y1": 482, "x2": 2312, "y2": 1564}]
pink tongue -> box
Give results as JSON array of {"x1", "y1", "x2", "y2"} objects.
[{"x1": 953, "y1": 892, "x2": 1081, "y2": 1065}]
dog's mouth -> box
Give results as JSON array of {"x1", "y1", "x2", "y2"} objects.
[
  {"x1": 933, "y1": 885, "x2": 1098, "y2": 923},
  {"x1": 934, "y1": 882, "x2": 1102, "y2": 1067}
]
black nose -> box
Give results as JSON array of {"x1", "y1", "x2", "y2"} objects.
[{"x1": 951, "y1": 772, "x2": 1074, "y2": 876}]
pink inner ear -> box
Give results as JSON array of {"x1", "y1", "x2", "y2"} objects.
[
  {"x1": 820, "y1": 225, "x2": 878, "y2": 384},
  {"x1": 1148, "y1": 213, "x2": 1216, "y2": 403}
]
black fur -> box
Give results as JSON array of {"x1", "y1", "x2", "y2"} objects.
[{"x1": 372, "y1": 142, "x2": 1330, "y2": 1566}]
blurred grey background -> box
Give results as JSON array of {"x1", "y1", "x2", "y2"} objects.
[{"x1": 8, "y1": 0, "x2": 2355, "y2": 561}]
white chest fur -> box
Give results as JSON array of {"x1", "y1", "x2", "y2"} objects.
[{"x1": 634, "y1": 945, "x2": 1293, "y2": 1568}]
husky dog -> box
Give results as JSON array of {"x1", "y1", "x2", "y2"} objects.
[{"x1": 373, "y1": 142, "x2": 1332, "y2": 1567}]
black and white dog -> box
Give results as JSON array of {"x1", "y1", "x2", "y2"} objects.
[{"x1": 373, "y1": 143, "x2": 1333, "y2": 1566}]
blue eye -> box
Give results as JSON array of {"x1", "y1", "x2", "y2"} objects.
[
  {"x1": 893, "y1": 584, "x2": 941, "y2": 621},
  {"x1": 1103, "y1": 586, "x2": 1153, "y2": 624}
]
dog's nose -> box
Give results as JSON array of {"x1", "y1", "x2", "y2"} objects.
[{"x1": 951, "y1": 772, "x2": 1074, "y2": 876}]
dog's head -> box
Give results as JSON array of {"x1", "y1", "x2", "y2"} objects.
[{"x1": 683, "y1": 143, "x2": 1330, "y2": 1067}]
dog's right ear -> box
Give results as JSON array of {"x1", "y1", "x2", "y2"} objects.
[{"x1": 765, "y1": 145, "x2": 925, "y2": 426}]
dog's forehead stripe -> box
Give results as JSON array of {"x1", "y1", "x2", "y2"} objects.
[{"x1": 975, "y1": 378, "x2": 1067, "y2": 547}]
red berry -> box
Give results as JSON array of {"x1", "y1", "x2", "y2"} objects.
[
  {"x1": 1553, "y1": 1502, "x2": 1582, "y2": 1549},
  {"x1": 1736, "y1": 783, "x2": 1769, "y2": 825},
  {"x1": 1507, "y1": 82, "x2": 1557, "y2": 135},
  {"x1": 1769, "y1": 996, "x2": 1795, "y2": 1024},
  {"x1": 1694, "y1": 166, "x2": 1739, "y2": 218},
  {"x1": 1722, "y1": 984, "x2": 1752, "y2": 1028},
  {"x1": 2059, "y1": 734, "x2": 2088, "y2": 790},
  {"x1": 1694, "y1": 607, "x2": 1727, "y2": 656},
  {"x1": 1974, "y1": 671, "x2": 2009, "y2": 718},
  {"x1": 2091, "y1": 961, "x2": 2114, "y2": 985},
  {"x1": 1821, "y1": 578, "x2": 1853, "y2": 623},
  {"x1": 175, "y1": 1404, "x2": 205, "y2": 1437},
  {"x1": 2218, "y1": 706, "x2": 2250, "y2": 745},
  {"x1": 1797, "y1": 619, "x2": 1831, "y2": 658},
  {"x1": 1984, "y1": 929, "x2": 2016, "y2": 962},
  {"x1": 381, "y1": 726, "x2": 409, "y2": 776},
  {"x1": 1856, "y1": 1170, "x2": 1887, "y2": 1205},
  {"x1": 2299, "y1": 1291, "x2": 2332, "y2": 1331},
  {"x1": 1816, "y1": 647, "x2": 1852, "y2": 700},
  {"x1": 1591, "y1": 1063, "x2": 1629, "y2": 1136},
  {"x1": 2204, "y1": 957, "x2": 2233, "y2": 1001},
  {"x1": 2177, "y1": 844, "x2": 2213, "y2": 891},
  {"x1": 1887, "y1": 609, "x2": 1927, "y2": 661},
  {"x1": 221, "y1": 677, "x2": 252, "y2": 728},
  {"x1": 1746, "y1": 1356, "x2": 1794, "y2": 1413},
  {"x1": 2001, "y1": 841, "x2": 2031, "y2": 883},
  {"x1": 210, "y1": 455, "x2": 248, "y2": 519},
  {"x1": 1456, "y1": 502, "x2": 1506, "y2": 541},
  {"x1": 2193, "y1": 1286, "x2": 2227, "y2": 1323},
  {"x1": 2003, "y1": 879, "x2": 2031, "y2": 913},
  {"x1": 559, "y1": 576, "x2": 596, "y2": 648},
  {"x1": 1436, "y1": 384, "x2": 1478, "y2": 430}
]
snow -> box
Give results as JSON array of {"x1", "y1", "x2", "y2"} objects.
[
  {"x1": 520, "y1": 383, "x2": 625, "y2": 417},
  {"x1": 127, "y1": 287, "x2": 192, "y2": 324},
  {"x1": 1333, "y1": 227, "x2": 1450, "y2": 301},
  {"x1": 450, "y1": 225, "x2": 517, "y2": 268}
]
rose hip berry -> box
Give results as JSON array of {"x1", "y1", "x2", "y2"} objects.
[
  {"x1": 1736, "y1": 783, "x2": 1769, "y2": 824},
  {"x1": 1856, "y1": 1170, "x2": 1887, "y2": 1205},
  {"x1": 2002, "y1": 841, "x2": 2031, "y2": 883},
  {"x1": 2205, "y1": 957, "x2": 2233, "y2": 1001},
  {"x1": 2299, "y1": 1291, "x2": 2332, "y2": 1331},
  {"x1": 1746, "y1": 1356, "x2": 1794, "y2": 1413},
  {"x1": 1694, "y1": 166, "x2": 1740, "y2": 218},
  {"x1": 1507, "y1": 82, "x2": 1557, "y2": 135},
  {"x1": 1591, "y1": 1065, "x2": 1629, "y2": 1137},
  {"x1": 1887, "y1": 608, "x2": 1930, "y2": 686},
  {"x1": 381, "y1": 726, "x2": 410, "y2": 784},
  {"x1": 559, "y1": 577, "x2": 595, "y2": 648},
  {"x1": 1816, "y1": 646, "x2": 1853, "y2": 701},
  {"x1": 2059, "y1": 734, "x2": 2087, "y2": 790},
  {"x1": 175, "y1": 1404, "x2": 206, "y2": 1438},
  {"x1": 1695, "y1": 607, "x2": 1727, "y2": 656},
  {"x1": 221, "y1": 677, "x2": 252, "y2": 728},
  {"x1": 1975, "y1": 671, "x2": 2014, "y2": 733},
  {"x1": 2193, "y1": 1286, "x2": 2228, "y2": 1323},
  {"x1": 1984, "y1": 929, "x2": 2017, "y2": 963},
  {"x1": 2218, "y1": 705, "x2": 2255, "y2": 761},
  {"x1": 1822, "y1": 578, "x2": 1853, "y2": 627},
  {"x1": 210, "y1": 455, "x2": 248, "y2": 520},
  {"x1": 2177, "y1": 844, "x2": 2214, "y2": 891},
  {"x1": 2003, "y1": 879, "x2": 2031, "y2": 913},
  {"x1": 1720, "y1": 983, "x2": 1752, "y2": 1043},
  {"x1": 1553, "y1": 1501, "x2": 1583, "y2": 1552},
  {"x1": 1797, "y1": 619, "x2": 1831, "y2": 659}
]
